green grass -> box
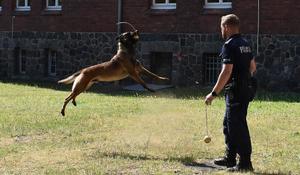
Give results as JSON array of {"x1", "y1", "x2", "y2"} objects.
[{"x1": 0, "y1": 81, "x2": 299, "y2": 175}]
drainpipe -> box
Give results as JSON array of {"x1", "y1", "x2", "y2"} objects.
[
  {"x1": 115, "y1": 0, "x2": 123, "y2": 87},
  {"x1": 117, "y1": 0, "x2": 123, "y2": 35},
  {"x1": 256, "y1": 0, "x2": 260, "y2": 56}
]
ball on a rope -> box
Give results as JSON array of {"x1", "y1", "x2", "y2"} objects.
[{"x1": 203, "y1": 135, "x2": 211, "y2": 143}]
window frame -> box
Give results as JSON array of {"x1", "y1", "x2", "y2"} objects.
[
  {"x1": 16, "y1": 0, "x2": 31, "y2": 11},
  {"x1": 203, "y1": 53, "x2": 222, "y2": 85},
  {"x1": 19, "y1": 49, "x2": 26, "y2": 74},
  {"x1": 48, "y1": 50, "x2": 57, "y2": 76},
  {"x1": 204, "y1": 0, "x2": 232, "y2": 9},
  {"x1": 46, "y1": 0, "x2": 62, "y2": 11},
  {"x1": 0, "y1": 0, "x2": 2, "y2": 12},
  {"x1": 152, "y1": 0, "x2": 176, "y2": 10}
]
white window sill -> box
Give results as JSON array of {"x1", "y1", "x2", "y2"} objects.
[
  {"x1": 46, "y1": 6, "x2": 62, "y2": 11},
  {"x1": 151, "y1": 4, "x2": 176, "y2": 10},
  {"x1": 15, "y1": 7, "x2": 31, "y2": 11},
  {"x1": 204, "y1": 3, "x2": 232, "y2": 9}
]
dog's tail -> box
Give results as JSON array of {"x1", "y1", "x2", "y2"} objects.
[{"x1": 58, "y1": 71, "x2": 81, "y2": 84}]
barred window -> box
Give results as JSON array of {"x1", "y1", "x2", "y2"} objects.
[
  {"x1": 46, "y1": 0, "x2": 62, "y2": 11},
  {"x1": 16, "y1": 0, "x2": 31, "y2": 11},
  {"x1": 48, "y1": 50, "x2": 57, "y2": 76},
  {"x1": 203, "y1": 53, "x2": 222, "y2": 85},
  {"x1": 152, "y1": 0, "x2": 176, "y2": 9},
  {"x1": 19, "y1": 49, "x2": 27, "y2": 74},
  {"x1": 204, "y1": 0, "x2": 232, "y2": 9}
]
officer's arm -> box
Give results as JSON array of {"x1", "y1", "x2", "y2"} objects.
[
  {"x1": 250, "y1": 58, "x2": 256, "y2": 76},
  {"x1": 212, "y1": 64, "x2": 233, "y2": 94}
]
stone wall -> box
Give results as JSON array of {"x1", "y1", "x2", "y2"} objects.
[
  {"x1": 0, "y1": 31, "x2": 117, "y2": 80},
  {"x1": 0, "y1": 31, "x2": 299, "y2": 92},
  {"x1": 256, "y1": 35, "x2": 300, "y2": 91}
]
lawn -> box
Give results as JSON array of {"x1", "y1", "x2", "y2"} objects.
[{"x1": 0, "y1": 81, "x2": 299, "y2": 175}]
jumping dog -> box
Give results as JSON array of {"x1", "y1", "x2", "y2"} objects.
[{"x1": 58, "y1": 22, "x2": 169, "y2": 116}]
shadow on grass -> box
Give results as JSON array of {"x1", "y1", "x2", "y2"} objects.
[
  {"x1": 253, "y1": 172, "x2": 293, "y2": 175},
  {"x1": 93, "y1": 151, "x2": 295, "y2": 174},
  {"x1": 0, "y1": 79, "x2": 209, "y2": 99},
  {"x1": 98, "y1": 151, "x2": 196, "y2": 164},
  {"x1": 95, "y1": 151, "x2": 222, "y2": 171},
  {"x1": 1, "y1": 79, "x2": 300, "y2": 102},
  {"x1": 182, "y1": 161, "x2": 223, "y2": 171}
]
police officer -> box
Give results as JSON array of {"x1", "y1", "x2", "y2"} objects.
[{"x1": 204, "y1": 14, "x2": 256, "y2": 172}]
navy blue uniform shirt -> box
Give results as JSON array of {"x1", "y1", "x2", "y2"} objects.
[{"x1": 220, "y1": 34, "x2": 253, "y2": 85}]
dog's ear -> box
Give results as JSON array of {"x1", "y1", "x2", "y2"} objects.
[{"x1": 133, "y1": 30, "x2": 139, "y2": 40}]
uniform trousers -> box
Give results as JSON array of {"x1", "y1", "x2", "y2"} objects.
[{"x1": 223, "y1": 94, "x2": 252, "y2": 161}]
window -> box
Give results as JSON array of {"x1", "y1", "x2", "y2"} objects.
[
  {"x1": 204, "y1": 0, "x2": 232, "y2": 9},
  {"x1": 46, "y1": 0, "x2": 62, "y2": 11},
  {"x1": 16, "y1": 0, "x2": 31, "y2": 11},
  {"x1": 150, "y1": 52, "x2": 172, "y2": 84},
  {"x1": 203, "y1": 53, "x2": 222, "y2": 85},
  {"x1": 152, "y1": 0, "x2": 176, "y2": 9},
  {"x1": 0, "y1": 0, "x2": 2, "y2": 11},
  {"x1": 48, "y1": 50, "x2": 57, "y2": 76},
  {"x1": 19, "y1": 49, "x2": 26, "y2": 74}
]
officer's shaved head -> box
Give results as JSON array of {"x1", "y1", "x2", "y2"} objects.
[
  {"x1": 220, "y1": 14, "x2": 240, "y2": 39},
  {"x1": 221, "y1": 14, "x2": 240, "y2": 27}
]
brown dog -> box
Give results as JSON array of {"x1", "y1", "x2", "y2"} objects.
[{"x1": 58, "y1": 29, "x2": 169, "y2": 116}]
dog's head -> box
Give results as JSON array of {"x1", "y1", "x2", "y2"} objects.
[{"x1": 116, "y1": 30, "x2": 139, "y2": 48}]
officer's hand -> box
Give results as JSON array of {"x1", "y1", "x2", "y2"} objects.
[{"x1": 205, "y1": 93, "x2": 215, "y2": 105}]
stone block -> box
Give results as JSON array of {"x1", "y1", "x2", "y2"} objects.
[{"x1": 267, "y1": 44, "x2": 275, "y2": 50}]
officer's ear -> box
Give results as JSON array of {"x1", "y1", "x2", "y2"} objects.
[{"x1": 223, "y1": 24, "x2": 229, "y2": 30}]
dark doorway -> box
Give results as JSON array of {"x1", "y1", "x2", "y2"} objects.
[{"x1": 150, "y1": 52, "x2": 172, "y2": 85}]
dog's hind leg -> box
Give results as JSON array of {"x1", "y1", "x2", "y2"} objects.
[
  {"x1": 71, "y1": 81, "x2": 93, "y2": 107},
  {"x1": 61, "y1": 76, "x2": 90, "y2": 116},
  {"x1": 85, "y1": 81, "x2": 94, "y2": 91},
  {"x1": 72, "y1": 97, "x2": 77, "y2": 106},
  {"x1": 61, "y1": 92, "x2": 76, "y2": 116}
]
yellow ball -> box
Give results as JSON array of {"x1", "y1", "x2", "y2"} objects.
[{"x1": 203, "y1": 135, "x2": 211, "y2": 143}]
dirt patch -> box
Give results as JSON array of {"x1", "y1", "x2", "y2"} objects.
[
  {"x1": 0, "y1": 133, "x2": 49, "y2": 147},
  {"x1": 0, "y1": 138, "x2": 14, "y2": 147}
]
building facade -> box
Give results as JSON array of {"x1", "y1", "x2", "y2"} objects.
[{"x1": 0, "y1": 0, "x2": 299, "y2": 91}]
